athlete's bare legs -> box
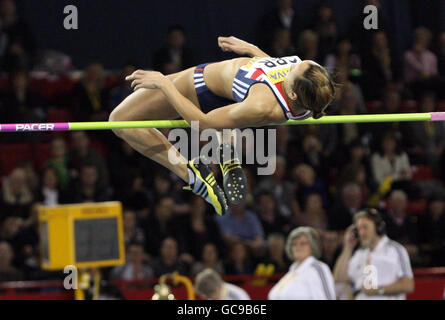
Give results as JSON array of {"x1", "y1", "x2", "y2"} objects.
[{"x1": 109, "y1": 68, "x2": 197, "y2": 182}]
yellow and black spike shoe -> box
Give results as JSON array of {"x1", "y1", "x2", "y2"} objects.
[
  {"x1": 183, "y1": 156, "x2": 229, "y2": 216},
  {"x1": 219, "y1": 143, "x2": 247, "y2": 205}
]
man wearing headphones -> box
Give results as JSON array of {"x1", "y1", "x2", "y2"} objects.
[{"x1": 333, "y1": 208, "x2": 415, "y2": 300}]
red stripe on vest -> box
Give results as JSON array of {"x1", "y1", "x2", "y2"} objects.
[{"x1": 275, "y1": 82, "x2": 306, "y2": 117}]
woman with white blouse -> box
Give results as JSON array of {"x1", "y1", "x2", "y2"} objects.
[
  {"x1": 371, "y1": 132, "x2": 412, "y2": 185},
  {"x1": 268, "y1": 227, "x2": 336, "y2": 300}
]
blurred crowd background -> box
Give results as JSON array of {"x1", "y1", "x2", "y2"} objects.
[{"x1": 0, "y1": 0, "x2": 444, "y2": 283}]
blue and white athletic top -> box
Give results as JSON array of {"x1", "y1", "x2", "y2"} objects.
[{"x1": 232, "y1": 56, "x2": 312, "y2": 121}]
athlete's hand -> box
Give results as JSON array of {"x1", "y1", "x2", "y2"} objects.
[
  {"x1": 125, "y1": 70, "x2": 169, "y2": 90},
  {"x1": 218, "y1": 36, "x2": 255, "y2": 55}
]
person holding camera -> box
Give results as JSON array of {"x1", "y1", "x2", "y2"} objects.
[{"x1": 333, "y1": 209, "x2": 414, "y2": 300}]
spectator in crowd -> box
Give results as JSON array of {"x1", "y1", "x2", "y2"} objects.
[
  {"x1": 108, "y1": 139, "x2": 152, "y2": 197},
  {"x1": 150, "y1": 237, "x2": 191, "y2": 278},
  {"x1": 191, "y1": 243, "x2": 225, "y2": 277},
  {"x1": 256, "y1": 0, "x2": 300, "y2": 54},
  {"x1": 34, "y1": 166, "x2": 65, "y2": 206},
  {"x1": 149, "y1": 170, "x2": 188, "y2": 215},
  {"x1": 332, "y1": 65, "x2": 365, "y2": 108},
  {"x1": 215, "y1": 201, "x2": 264, "y2": 253},
  {"x1": 0, "y1": 216, "x2": 22, "y2": 246},
  {"x1": 268, "y1": 227, "x2": 336, "y2": 300},
  {"x1": 66, "y1": 163, "x2": 112, "y2": 203},
  {"x1": 255, "y1": 233, "x2": 289, "y2": 275},
  {"x1": 143, "y1": 196, "x2": 179, "y2": 257},
  {"x1": 110, "y1": 242, "x2": 153, "y2": 280},
  {"x1": 380, "y1": 87, "x2": 402, "y2": 114},
  {"x1": 255, "y1": 192, "x2": 288, "y2": 237},
  {"x1": 403, "y1": 91, "x2": 445, "y2": 166},
  {"x1": 1, "y1": 70, "x2": 45, "y2": 136},
  {"x1": 296, "y1": 30, "x2": 319, "y2": 61},
  {"x1": 348, "y1": 0, "x2": 389, "y2": 58},
  {"x1": 324, "y1": 38, "x2": 361, "y2": 76},
  {"x1": 11, "y1": 202, "x2": 42, "y2": 279},
  {"x1": 68, "y1": 131, "x2": 110, "y2": 190},
  {"x1": 292, "y1": 163, "x2": 328, "y2": 208},
  {"x1": 0, "y1": 241, "x2": 23, "y2": 281},
  {"x1": 256, "y1": 156, "x2": 299, "y2": 219},
  {"x1": 371, "y1": 131, "x2": 412, "y2": 188},
  {"x1": 404, "y1": 27, "x2": 438, "y2": 96},
  {"x1": 292, "y1": 193, "x2": 328, "y2": 231},
  {"x1": 44, "y1": 137, "x2": 70, "y2": 191},
  {"x1": 19, "y1": 160, "x2": 39, "y2": 194},
  {"x1": 274, "y1": 125, "x2": 305, "y2": 176},
  {"x1": 301, "y1": 134, "x2": 330, "y2": 181},
  {"x1": 293, "y1": 124, "x2": 338, "y2": 165},
  {"x1": 336, "y1": 82, "x2": 366, "y2": 148},
  {"x1": 109, "y1": 63, "x2": 137, "y2": 106},
  {"x1": 361, "y1": 31, "x2": 402, "y2": 100},
  {"x1": 337, "y1": 164, "x2": 371, "y2": 204},
  {"x1": 320, "y1": 230, "x2": 340, "y2": 269},
  {"x1": 0, "y1": 0, "x2": 35, "y2": 71},
  {"x1": 437, "y1": 32, "x2": 445, "y2": 79},
  {"x1": 334, "y1": 209, "x2": 414, "y2": 300},
  {"x1": 122, "y1": 209, "x2": 145, "y2": 250},
  {"x1": 0, "y1": 167, "x2": 34, "y2": 220},
  {"x1": 72, "y1": 62, "x2": 110, "y2": 121},
  {"x1": 418, "y1": 195, "x2": 445, "y2": 266},
  {"x1": 308, "y1": 1, "x2": 338, "y2": 61},
  {"x1": 328, "y1": 182, "x2": 364, "y2": 231},
  {"x1": 152, "y1": 170, "x2": 173, "y2": 198},
  {"x1": 120, "y1": 175, "x2": 152, "y2": 219},
  {"x1": 337, "y1": 139, "x2": 372, "y2": 179},
  {"x1": 194, "y1": 268, "x2": 250, "y2": 300},
  {"x1": 268, "y1": 28, "x2": 294, "y2": 58},
  {"x1": 174, "y1": 196, "x2": 224, "y2": 259},
  {"x1": 275, "y1": 125, "x2": 291, "y2": 158},
  {"x1": 152, "y1": 25, "x2": 195, "y2": 74},
  {"x1": 223, "y1": 241, "x2": 254, "y2": 275},
  {"x1": 383, "y1": 190, "x2": 420, "y2": 260},
  {"x1": 368, "y1": 88, "x2": 404, "y2": 146}
]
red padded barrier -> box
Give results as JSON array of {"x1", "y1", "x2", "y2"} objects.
[{"x1": 0, "y1": 268, "x2": 443, "y2": 300}]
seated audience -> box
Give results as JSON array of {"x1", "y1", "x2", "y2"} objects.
[
  {"x1": 223, "y1": 241, "x2": 254, "y2": 275},
  {"x1": 0, "y1": 167, "x2": 34, "y2": 220},
  {"x1": 215, "y1": 201, "x2": 264, "y2": 253},
  {"x1": 0, "y1": 241, "x2": 23, "y2": 282},
  {"x1": 150, "y1": 237, "x2": 191, "y2": 278},
  {"x1": 110, "y1": 242, "x2": 153, "y2": 280},
  {"x1": 191, "y1": 243, "x2": 225, "y2": 277}
]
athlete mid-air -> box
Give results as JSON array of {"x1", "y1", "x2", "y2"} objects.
[{"x1": 109, "y1": 36, "x2": 336, "y2": 215}]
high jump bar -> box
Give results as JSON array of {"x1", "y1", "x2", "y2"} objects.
[{"x1": 1, "y1": 112, "x2": 444, "y2": 132}]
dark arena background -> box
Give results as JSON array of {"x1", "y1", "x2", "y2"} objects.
[{"x1": 0, "y1": 0, "x2": 444, "y2": 302}]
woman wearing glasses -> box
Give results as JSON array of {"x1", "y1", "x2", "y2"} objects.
[{"x1": 268, "y1": 227, "x2": 336, "y2": 300}]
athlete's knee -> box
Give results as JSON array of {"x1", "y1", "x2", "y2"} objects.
[{"x1": 109, "y1": 108, "x2": 125, "y2": 137}]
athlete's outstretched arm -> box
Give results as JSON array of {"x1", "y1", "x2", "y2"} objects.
[
  {"x1": 126, "y1": 70, "x2": 275, "y2": 129},
  {"x1": 218, "y1": 36, "x2": 270, "y2": 58}
]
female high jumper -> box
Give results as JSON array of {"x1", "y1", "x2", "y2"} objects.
[{"x1": 109, "y1": 36, "x2": 336, "y2": 215}]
